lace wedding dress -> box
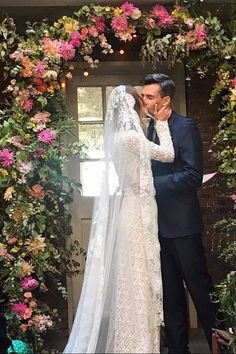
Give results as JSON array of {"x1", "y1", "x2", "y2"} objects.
[{"x1": 64, "y1": 86, "x2": 174, "y2": 354}]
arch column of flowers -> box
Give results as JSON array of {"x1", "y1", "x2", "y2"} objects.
[{"x1": 0, "y1": 2, "x2": 235, "y2": 352}]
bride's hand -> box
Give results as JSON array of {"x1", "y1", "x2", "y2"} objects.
[{"x1": 153, "y1": 104, "x2": 172, "y2": 121}]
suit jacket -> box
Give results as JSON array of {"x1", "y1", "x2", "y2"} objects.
[{"x1": 148, "y1": 111, "x2": 204, "y2": 238}]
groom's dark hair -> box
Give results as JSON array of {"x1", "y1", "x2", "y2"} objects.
[{"x1": 143, "y1": 73, "x2": 176, "y2": 100}]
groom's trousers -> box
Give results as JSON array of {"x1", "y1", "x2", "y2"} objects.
[{"x1": 159, "y1": 233, "x2": 221, "y2": 354}]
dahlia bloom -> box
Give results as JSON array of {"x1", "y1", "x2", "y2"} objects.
[{"x1": 0, "y1": 148, "x2": 15, "y2": 167}]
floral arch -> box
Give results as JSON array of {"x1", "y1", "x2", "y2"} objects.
[{"x1": 0, "y1": 1, "x2": 235, "y2": 352}]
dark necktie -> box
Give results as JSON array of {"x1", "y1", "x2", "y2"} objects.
[{"x1": 147, "y1": 119, "x2": 159, "y2": 144}]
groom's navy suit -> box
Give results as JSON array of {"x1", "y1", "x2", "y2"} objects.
[{"x1": 148, "y1": 111, "x2": 219, "y2": 353}]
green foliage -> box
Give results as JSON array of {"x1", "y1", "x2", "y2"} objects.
[{"x1": 0, "y1": 2, "x2": 235, "y2": 352}]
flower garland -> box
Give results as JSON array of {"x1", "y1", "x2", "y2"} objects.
[{"x1": 0, "y1": 1, "x2": 235, "y2": 352}]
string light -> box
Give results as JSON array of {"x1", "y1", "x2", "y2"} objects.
[
  {"x1": 83, "y1": 68, "x2": 89, "y2": 77},
  {"x1": 119, "y1": 49, "x2": 125, "y2": 55}
]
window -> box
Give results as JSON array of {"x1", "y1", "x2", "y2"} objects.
[{"x1": 78, "y1": 85, "x2": 141, "y2": 196}]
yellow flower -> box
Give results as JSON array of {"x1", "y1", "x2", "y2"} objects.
[
  {"x1": 11, "y1": 246, "x2": 19, "y2": 253},
  {"x1": 47, "y1": 86, "x2": 55, "y2": 94},
  {"x1": 64, "y1": 19, "x2": 79, "y2": 33},
  {"x1": 25, "y1": 235, "x2": 46, "y2": 255},
  {"x1": 114, "y1": 7, "x2": 123, "y2": 17},
  {"x1": 12, "y1": 207, "x2": 23, "y2": 222},
  {"x1": 4, "y1": 186, "x2": 15, "y2": 201},
  {"x1": 0, "y1": 168, "x2": 8, "y2": 177},
  {"x1": 230, "y1": 88, "x2": 236, "y2": 101},
  {"x1": 21, "y1": 260, "x2": 34, "y2": 277}
]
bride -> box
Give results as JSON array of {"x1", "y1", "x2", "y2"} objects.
[{"x1": 64, "y1": 85, "x2": 174, "y2": 353}]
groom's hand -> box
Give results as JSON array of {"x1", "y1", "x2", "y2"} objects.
[{"x1": 154, "y1": 104, "x2": 172, "y2": 121}]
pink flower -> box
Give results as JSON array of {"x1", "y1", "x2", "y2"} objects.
[
  {"x1": 194, "y1": 24, "x2": 207, "y2": 42},
  {"x1": 19, "y1": 161, "x2": 32, "y2": 175},
  {"x1": 8, "y1": 237, "x2": 17, "y2": 245},
  {"x1": 34, "y1": 148, "x2": 45, "y2": 158},
  {"x1": 23, "y1": 308, "x2": 32, "y2": 319},
  {"x1": 20, "y1": 324, "x2": 28, "y2": 332},
  {"x1": 111, "y1": 15, "x2": 128, "y2": 32},
  {"x1": 184, "y1": 18, "x2": 194, "y2": 28},
  {"x1": 31, "y1": 314, "x2": 53, "y2": 333},
  {"x1": 34, "y1": 111, "x2": 51, "y2": 124},
  {"x1": 22, "y1": 99, "x2": 33, "y2": 112},
  {"x1": 94, "y1": 16, "x2": 105, "y2": 33},
  {"x1": 70, "y1": 31, "x2": 81, "y2": 47},
  {"x1": 190, "y1": 44, "x2": 197, "y2": 50},
  {"x1": 80, "y1": 27, "x2": 89, "y2": 41},
  {"x1": 29, "y1": 300, "x2": 37, "y2": 308},
  {"x1": 130, "y1": 8, "x2": 141, "y2": 20},
  {"x1": 10, "y1": 136, "x2": 25, "y2": 149},
  {"x1": 21, "y1": 276, "x2": 39, "y2": 291},
  {"x1": 24, "y1": 292, "x2": 32, "y2": 299},
  {"x1": 230, "y1": 194, "x2": 236, "y2": 202},
  {"x1": 89, "y1": 26, "x2": 99, "y2": 37},
  {"x1": 0, "y1": 148, "x2": 15, "y2": 167},
  {"x1": 121, "y1": 2, "x2": 137, "y2": 16},
  {"x1": 60, "y1": 42, "x2": 76, "y2": 61},
  {"x1": 12, "y1": 302, "x2": 27, "y2": 318},
  {"x1": 117, "y1": 26, "x2": 136, "y2": 41},
  {"x1": 0, "y1": 246, "x2": 14, "y2": 260},
  {"x1": 151, "y1": 5, "x2": 174, "y2": 28},
  {"x1": 146, "y1": 18, "x2": 156, "y2": 30},
  {"x1": 231, "y1": 78, "x2": 236, "y2": 87},
  {"x1": 38, "y1": 129, "x2": 56, "y2": 144},
  {"x1": 42, "y1": 38, "x2": 61, "y2": 58},
  {"x1": 32, "y1": 60, "x2": 47, "y2": 78}
]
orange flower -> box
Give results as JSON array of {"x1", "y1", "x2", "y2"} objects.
[
  {"x1": 29, "y1": 300, "x2": 37, "y2": 308},
  {"x1": 23, "y1": 307, "x2": 32, "y2": 319},
  {"x1": 29, "y1": 184, "x2": 45, "y2": 200},
  {"x1": 20, "y1": 324, "x2": 28, "y2": 332},
  {"x1": 21, "y1": 260, "x2": 34, "y2": 277},
  {"x1": 80, "y1": 27, "x2": 89, "y2": 40},
  {"x1": 22, "y1": 57, "x2": 33, "y2": 77}
]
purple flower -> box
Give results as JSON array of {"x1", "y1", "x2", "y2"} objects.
[{"x1": 21, "y1": 276, "x2": 39, "y2": 291}]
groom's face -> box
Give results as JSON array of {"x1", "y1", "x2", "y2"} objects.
[{"x1": 141, "y1": 83, "x2": 168, "y2": 116}]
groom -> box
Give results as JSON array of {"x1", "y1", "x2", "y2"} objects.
[{"x1": 142, "y1": 73, "x2": 220, "y2": 354}]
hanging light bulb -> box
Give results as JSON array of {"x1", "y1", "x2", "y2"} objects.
[
  {"x1": 83, "y1": 68, "x2": 89, "y2": 77},
  {"x1": 119, "y1": 48, "x2": 125, "y2": 55},
  {"x1": 60, "y1": 80, "x2": 66, "y2": 92}
]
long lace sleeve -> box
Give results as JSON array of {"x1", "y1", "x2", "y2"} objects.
[
  {"x1": 149, "y1": 120, "x2": 175, "y2": 162},
  {"x1": 120, "y1": 121, "x2": 174, "y2": 163}
]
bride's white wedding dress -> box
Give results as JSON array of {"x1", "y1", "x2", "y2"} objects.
[{"x1": 64, "y1": 86, "x2": 174, "y2": 354}]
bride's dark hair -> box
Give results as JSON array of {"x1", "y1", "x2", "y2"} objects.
[{"x1": 125, "y1": 85, "x2": 146, "y2": 134}]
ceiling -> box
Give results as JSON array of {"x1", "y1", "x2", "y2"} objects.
[{"x1": 0, "y1": 0, "x2": 234, "y2": 5}]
